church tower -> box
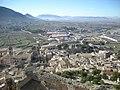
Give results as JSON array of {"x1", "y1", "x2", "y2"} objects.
[{"x1": 9, "y1": 46, "x2": 13, "y2": 64}]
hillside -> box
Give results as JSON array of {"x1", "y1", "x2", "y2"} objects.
[
  {"x1": 0, "y1": 6, "x2": 120, "y2": 34},
  {"x1": 0, "y1": 6, "x2": 27, "y2": 19}
]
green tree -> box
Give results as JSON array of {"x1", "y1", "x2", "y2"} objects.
[
  {"x1": 92, "y1": 79, "x2": 99, "y2": 85},
  {"x1": 92, "y1": 69, "x2": 101, "y2": 75},
  {"x1": 102, "y1": 72, "x2": 108, "y2": 79},
  {"x1": 118, "y1": 73, "x2": 120, "y2": 81},
  {"x1": 56, "y1": 70, "x2": 82, "y2": 79},
  {"x1": 57, "y1": 44, "x2": 62, "y2": 50},
  {"x1": 60, "y1": 71, "x2": 76, "y2": 79},
  {"x1": 117, "y1": 50, "x2": 120, "y2": 59},
  {"x1": 95, "y1": 74, "x2": 102, "y2": 81},
  {"x1": 87, "y1": 75, "x2": 94, "y2": 81},
  {"x1": 80, "y1": 70, "x2": 87, "y2": 78},
  {"x1": 113, "y1": 85, "x2": 120, "y2": 90},
  {"x1": 63, "y1": 43, "x2": 69, "y2": 49},
  {"x1": 100, "y1": 80, "x2": 104, "y2": 85},
  {"x1": 81, "y1": 77, "x2": 87, "y2": 83},
  {"x1": 56, "y1": 72, "x2": 61, "y2": 76},
  {"x1": 110, "y1": 76, "x2": 117, "y2": 81},
  {"x1": 110, "y1": 72, "x2": 119, "y2": 81}
]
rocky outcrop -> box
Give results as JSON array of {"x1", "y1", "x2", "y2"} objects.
[{"x1": 18, "y1": 71, "x2": 88, "y2": 90}]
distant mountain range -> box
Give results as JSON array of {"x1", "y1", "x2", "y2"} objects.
[
  {"x1": 0, "y1": 6, "x2": 120, "y2": 22},
  {"x1": 37, "y1": 14, "x2": 62, "y2": 20},
  {"x1": 37, "y1": 14, "x2": 120, "y2": 22}
]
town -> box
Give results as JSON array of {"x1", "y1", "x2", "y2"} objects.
[
  {"x1": 0, "y1": 28, "x2": 120, "y2": 90},
  {"x1": 0, "y1": 1, "x2": 120, "y2": 89}
]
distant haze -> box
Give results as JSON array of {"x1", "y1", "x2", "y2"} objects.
[{"x1": 0, "y1": 0, "x2": 120, "y2": 17}]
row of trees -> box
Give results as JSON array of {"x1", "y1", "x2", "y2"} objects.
[
  {"x1": 56, "y1": 69, "x2": 120, "y2": 86},
  {"x1": 80, "y1": 69, "x2": 104, "y2": 85},
  {"x1": 56, "y1": 69, "x2": 105, "y2": 85},
  {"x1": 27, "y1": 29, "x2": 45, "y2": 34},
  {"x1": 56, "y1": 70, "x2": 81, "y2": 79},
  {"x1": 57, "y1": 43, "x2": 94, "y2": 53},
  {"x1": 57, "y1": 43, "x2": 69, "y2": 50}
]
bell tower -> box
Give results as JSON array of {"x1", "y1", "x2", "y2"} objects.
[{"x1": 9, "y1": 46, "x2": 13, "y2": 64}]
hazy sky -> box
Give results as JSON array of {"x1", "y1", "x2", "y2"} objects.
[{"x1": 0, "y1": 0, "x2": 120, "y2": 17}]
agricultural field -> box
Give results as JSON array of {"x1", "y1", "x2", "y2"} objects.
[
  {"x1": 106, "y1": 42, "x2": 120, "y2": 53},
  {"x1": 0, "y1": 31, "x2": 46, "y2": 50},
  {"x1": 104, "y1": 35, "x2": 120, "y2": 53}
]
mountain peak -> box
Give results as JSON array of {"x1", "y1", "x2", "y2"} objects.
[
  {"x1": 0, "y1": 6, "x2": 27, "y2": 19},
  {"x1": 25, "y1": 13, "x2": 35, "y2": 18}
]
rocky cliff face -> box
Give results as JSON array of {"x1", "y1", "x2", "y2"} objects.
[
  {"x1": 18, "y1": 71, "x2": 88, "y2": 90},
  {"x1": 37, "y1": 72, "x2": 88, "y2": 90}
]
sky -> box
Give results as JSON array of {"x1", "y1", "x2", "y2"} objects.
[{"x1": 0, "y1": 0, "x2": 120, "y2": 17}]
